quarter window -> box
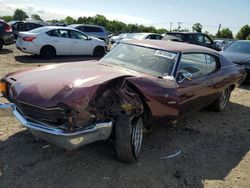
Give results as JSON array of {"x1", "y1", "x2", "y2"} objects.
[
  {"x1": 178, "y1": 53, "x2": 207, "y2": 79},
  {"x1": 177, "y1": 53, "x2": 218, "y2": 80},
  {"x1": 205, "y1": 54, "x2": 217, "y2": 73}
]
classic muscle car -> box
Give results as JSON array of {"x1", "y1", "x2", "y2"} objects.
[{"x1": 0, "y1": 40, "x2": 246, "y2": 163}]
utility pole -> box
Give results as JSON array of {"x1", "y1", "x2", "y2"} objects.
[
  {"x1": 177, "y1": 22, "x2": 181, "y2": 31},
  {"x1": 170, "y1": 22, "x2": 172, "y2": 31},
  {"x1": 217, "y1": 24, "x2": 221, "y2": 35}
]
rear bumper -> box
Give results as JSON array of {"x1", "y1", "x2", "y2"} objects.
[{"x1": 0, "y1": 103, "x2": 113, "y2": 150}]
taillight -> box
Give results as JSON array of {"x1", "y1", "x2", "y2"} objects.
[
  {"x1": 22, "y1": 36, "x2": 36, "y2": 42},
  {"x1": 4, "y1": 24, "x2": 12, "y2": 32}
]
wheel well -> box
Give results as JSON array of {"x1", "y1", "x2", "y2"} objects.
[
  {"x1": 230, "y1": 84, "x2": 236, "y2": 91},
  {"x1": 94, "y1": 45, "x2": 105, "y2": 51},
  {"x1": 40, "y1": 45, "x2": 56, "y2": 55},
  {"x1": 89, "y1": 77, "x2": 152, "y2": 128}
]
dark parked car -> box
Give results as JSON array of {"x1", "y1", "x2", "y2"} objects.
[
  {"x1": 163, "y1": 32, "x2": 220, "y2": 51},
  {"x1": 221, "y1": 40, "x2": 250, "y2": 81},
  {"x1": 214, "y1": 39, "x2": 236, "y2": 50},
  {"x1": 68, "y1": 24, "x2": 110, "y2": 44},
  {"x1": 0, "y1": 40, "x2": 246, "y2": 163},
  {"x1": 8, "y1": 20, "x2": 48, "y2": 39},
  {"x1": 0, "y1": 20, "x2": 14, "y2": 49}
]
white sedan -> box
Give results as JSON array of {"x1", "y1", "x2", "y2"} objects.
[{"x1": 16, "y1": 26, "x2": 107, "y2": 58}]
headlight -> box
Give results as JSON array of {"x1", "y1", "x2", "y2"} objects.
[{"x1": 0, "y1": 80, "x2": 7, "y2": 95}]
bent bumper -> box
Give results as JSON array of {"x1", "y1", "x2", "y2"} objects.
[{"x1": 0, "y1": 103, "x2": 113, "y2": 150}]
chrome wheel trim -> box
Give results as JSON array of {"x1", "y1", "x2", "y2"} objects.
[
  {"x1": 220, "y1": 88, "x2": 230, "y2": 109},
  {"x1": 131, "y1": 118, "x2": 143, "y2": 157}
]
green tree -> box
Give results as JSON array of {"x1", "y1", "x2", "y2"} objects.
[
  {"x1": 216, "y1": 28, "x2": 233, "y2": 39},
  {"x1": 236, "y1": 25, "x2": 250, "y2": 39},
  {"x1": 31, "y1": 14, "x2": 42, "y2": 21},
  {"x1": 64, "y1": 16, "x2": 76, "y2": 25},
  {"x1": 13, "y1": 9, "x2": 28, "y2": 20},
  {"x1": 0, "y1": 15, "x2": 13, "y2": 22},
  {"x1": 247, "y1": 34, "x2": 250, "y2": 40},
  {"x1": 192, "y1": 23, "x2": 202, "y2": 32}
]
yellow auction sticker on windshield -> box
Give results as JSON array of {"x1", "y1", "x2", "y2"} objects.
[{"x1": 154, "y1": 50, "x2": 177, "y2": 60}]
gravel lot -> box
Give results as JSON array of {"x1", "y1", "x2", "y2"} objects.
[{"x1": 0, "y1": 45, "x2": 250, "y2": 188}]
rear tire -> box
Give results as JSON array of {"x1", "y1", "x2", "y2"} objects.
[
  {"x1": 115, "y1": 116, "x2": 144, "y2": 163},
  {"x1": 40, "y1": 46, "x2": 56, "y2": 59},
  {"x1": 209, "y1": 87, "x2": 231, "y2": 112},
  {"x1": 0, "y1": 40, "x2": 3, "y2": 50},
  {"x1": 93, "y1": 46, "x2": 105, "y2": 57}
]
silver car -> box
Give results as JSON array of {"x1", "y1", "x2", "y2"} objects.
[{"x1": 68, "y1": 24, "x2": 109, "y2": 44}]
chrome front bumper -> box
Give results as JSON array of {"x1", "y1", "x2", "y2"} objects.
[{"x1": 0, "y1": 103, "x2": 113, "y2": 150}]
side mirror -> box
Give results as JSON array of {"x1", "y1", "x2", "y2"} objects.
[
  {"x1": 87, "y1": 36, "x2": 92, "y2": 40},
  {"x1": 177, "y1": 72, "x2": 192, "y2": 83}
]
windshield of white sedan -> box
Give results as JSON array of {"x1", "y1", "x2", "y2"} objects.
[{"x1": 100, "y1": 43, "x2": 178, "y2": 77}]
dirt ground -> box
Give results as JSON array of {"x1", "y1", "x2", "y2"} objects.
[{"x1": 0, "y1": 45, "x2": 250, "y2": 188}]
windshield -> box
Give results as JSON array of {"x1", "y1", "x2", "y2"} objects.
[
  {"x1": 29, "y1": 27, "x2": 48, "y2": 33},
  {"x1": 100, "y1": 43, "x2": 178, "y2": 77},
  {"x1": 225, "y1": 41, "x2": 250, "y2": 54}
]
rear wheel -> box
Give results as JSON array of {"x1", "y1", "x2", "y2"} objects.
[
  {"x1": 93, "y1": 46, "x2": 105, "y2": 57},
  {"x1": 40, "y1": 46, "x2": 56, "y2": 59},
  {"x1": 210, "y1": 87, "x2": 231, "y2": 111},
  {"x1": 0, "y1": 40, "x2": 3, "y2": 50},
  {"x1": 115, "y1": 116, "x2": 144, "y2": 163}
]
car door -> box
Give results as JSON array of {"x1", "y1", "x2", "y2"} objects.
[
  {"x1": 47, "y1": 29, "x2": 72, "y2": 55},
  {"x1": 176, "y1": 53, "x2": 212, "y2": 117},
  {"x1": 69, "y1": 30, "x2": 93, "y2": 55}
]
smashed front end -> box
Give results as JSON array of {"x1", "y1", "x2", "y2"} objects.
[
  {"x1": 0, "y1": 76, "x2": 144, "y2": 150},
  {"x1": 0, "y1": 78, "x2": 113, "y2": 150}
]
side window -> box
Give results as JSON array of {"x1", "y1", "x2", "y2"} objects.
[
  {"x1": 205, "y1": 54, "x2": 217, "y2": 73},
  {"x1": 18, "y1": 22, "x2": 25, "y2": 31},
  {"x1": 196, "y1": 34, "x2": 205, "y2": 43},
  {"x1": 77, "y1": 26, "x2": 85, "y2": 32},
  {"x1": 84, "y1": 26, "x2": 102, "y2": 32},
  {"x1": 58, "y1": 29, "x2": 69, "y2": 38},
  {"x1": 147, "y1": 35, "x2": 163, "y2": 40},
  {"x1": 69, "y1": 30, "x2": 88, "y2": 40},
  {"x1": 178, "y1": 53, "x2": 207, "y2": 79},
  {"x1": 46, "y1": 29, "x2": 69, "y2": 38},
  {"x1": 204, "y1": 36, "x2": 212, "y2": 45}
]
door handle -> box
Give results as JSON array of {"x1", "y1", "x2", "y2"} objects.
[
  {"x1": 73, "y1": 41, "x2": 78, "y2": 44},
  {"x1": 53, "y1": 40, "x2": 58, "y2": 43}
]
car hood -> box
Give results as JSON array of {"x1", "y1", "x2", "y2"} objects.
[
  {"x1": 221, "y1": 51, "x2": 250, "y2": 64},
  {"x1": 6, "y1": 61, "x2": 146, "y2": 108}
]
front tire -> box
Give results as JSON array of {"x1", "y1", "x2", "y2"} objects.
[
  {"x1": 210, "y1": 87, "x2": 231, "y2": 111},
  {"x1": 93, "y1": 46, "x2": 105, "y2": 57},
  {"x1": 115, "y1": 116, "x2": 144, "y2": 163}
]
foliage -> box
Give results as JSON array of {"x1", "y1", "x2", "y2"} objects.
[
  {"x1": 236, "y1": 25, "x2": 250, "y2": 40},
  {"x1": 0, "y1": 15, "x2": 13, "y2": 22},
  {"x1": 192, "y1": 23, "x2": 202, "y2": 32},
  {"x1": 216, "y1": 28, "x2": 233, "y2": 39},
  {"x1": 75, "y1": 14, "x2": 167, "y2": 34},
  {"x1": 31, "y1": 14, "x2": 43, "y2": 21},
  {"x1": 64, "y1": 16, "x2": 76, "y2": 25},
  {"x1": 13, "y1": 9, "x2": 29, "y2": 20},
  {"x1": 247, "y1": 34, "x2": 250, "y2": 40}
]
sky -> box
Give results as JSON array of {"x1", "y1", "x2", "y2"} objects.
[{"x1": 0, "y1": 0, "x2": 249, "y2": 34}]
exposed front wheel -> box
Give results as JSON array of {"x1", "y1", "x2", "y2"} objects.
[
  {"x1": 115, "y1": 116, "x2": 144, "y2": 163},
  {"x1": 210, "y1": 87, "x2": 231, "y2": 111},
  {"x1": 93, "y1": 46, "x2": 105, "y2": 57}
]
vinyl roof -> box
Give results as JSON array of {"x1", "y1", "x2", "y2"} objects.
[{"x1": 123, "y1": 39, "x2": 219, "y2": 54}]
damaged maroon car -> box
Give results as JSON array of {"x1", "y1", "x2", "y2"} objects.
[{"x1": 0, "y1": 40, "x2": 246, "y2": 163}]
